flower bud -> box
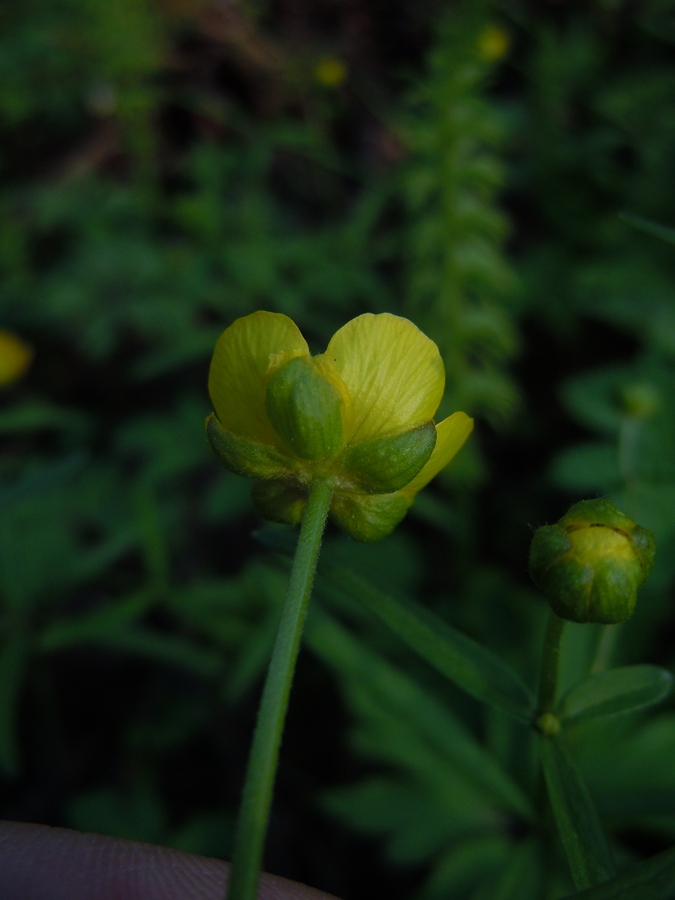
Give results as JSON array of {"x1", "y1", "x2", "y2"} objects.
[
  {"x1": 265, "y1": 357, "x2": 344, "y2": 460},
  {"x1": 529, "y1": 498, "x2": 655, "y2": 624},
  {"x1": 341, "y1": 422, "x2": 437, "y2": 494}
]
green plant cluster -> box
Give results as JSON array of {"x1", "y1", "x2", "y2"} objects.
[{"x1": 2, "y1": 0, "x2": 675, "y2": 898}]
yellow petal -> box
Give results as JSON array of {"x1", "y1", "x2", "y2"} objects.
[
  {"x1": 208, "y1": 311, "x2": 309, "y2": 445},
  {"x1": 401, "y1": 412, "x2": 474, "y2": 497},
  {"x1": 325, "y1": 313, "x2": 445, "y2": 444}
]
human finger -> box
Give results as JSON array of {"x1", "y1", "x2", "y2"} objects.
[{"x1": 0, "y1": 820, "x2": 340, "y2": 900}]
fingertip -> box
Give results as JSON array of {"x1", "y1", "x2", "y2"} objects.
[{"x1": 0, "y1": 821, "x2": 340, "y2": 900}]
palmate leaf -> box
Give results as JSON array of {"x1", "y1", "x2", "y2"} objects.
[
  {"x1": 38, "y1": 590, "x2": 156, "y2": 651},
  {"x1": 41, "y1": 615, "x2": 222, "y2": 679},
  {"x1": 558, "y1": 665, "x2": 672, "y2": 723},
  {"x1": 307, "y1": 609, "x2": 535, "y2": 823},
  {"x1": 473, "y1": 839, "x2": 542, "y2": 900},
  {"x1": 416, "y1": 835, "x2": 511, "y2": 900},
  {"x1": 319, "y1": 559, "x2": 536, "y2": 723},
  {"x1": 77, "y1": 629, "x2": 223, "y2": 677},
  {"x1": 540, "y1": 735, "x2": 616, "y2": 890},
  {"x1": 566, "y1": 845, "x2": 675, "y2": 900},
  {"x1": 323, "y1": 778, "x2": 478, "y2": 866},
  {"x1": 0, "y1": 452, "x2": 86, "y2": 515},
  {"x1": 256, "y1": 524, "x2": 535, "y2": 721}
]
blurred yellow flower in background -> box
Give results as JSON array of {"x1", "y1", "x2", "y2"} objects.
[
  {"x1": 0, "y1": 331, "x2": 33, "y2": 387},
  {"x1": 207, "y1": 311, "x2": 472, "y2": 540},
  {"x1": 476, "y1": 25, "x2": 510, "y2": 63},
  {"x1": 315, "y1": 57, "x2": 347, "y2": 88}
]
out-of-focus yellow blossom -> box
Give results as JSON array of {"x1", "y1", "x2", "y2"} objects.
[
  {"x1": 0, "y1": 331, "x2": 33, "y2": 387},
  {"x1": 477, "y1": 25, "x2": 510, "y2": 63},
  {"x1": 315, "y1": 57, "x2": 347, "y2": 88},
  {"x1": 206, "y1": 312, "x2": 473, "y2": 541}
]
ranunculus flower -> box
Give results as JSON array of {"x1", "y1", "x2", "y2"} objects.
[
  {"x1": 206, "y1": 311, "x2": 473, "y2": 541},
  {"x1": 0, "y1": 331, "x2": 32, "y2": 387}
]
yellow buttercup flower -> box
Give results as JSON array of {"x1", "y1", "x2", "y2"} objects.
[
  {"x1": 315, "y1": 57, "x2": 347, "y2": 88},
  {"x1": 476, "y1": 25, "x2": 510, "y2": 63},
  {"x1": 206, "y1": 311, "x2": 473, "y2": 541},
  {"x1": 0, "y1": 331, "x2": 33, "y2": 387}
]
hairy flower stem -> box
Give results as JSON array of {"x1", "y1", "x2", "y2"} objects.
[
  {"x1": 226, "y1": 478, "x2": 333, "y2": 900},
  {"x1": 537, "y1": 611, "x2": 567, "y2": 717}
]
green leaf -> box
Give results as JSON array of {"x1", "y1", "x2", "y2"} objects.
[
  {"x1": 323, "y1": 778, "x2": 471, "y2": 865},
  {"x1": 0, "y1": 453, "x2": 87, "y2": 515},
  {"x1": 416, "y1": 836, "x2": 510, "y2": 900},
  {"x1": 550, "y1": 442, "x2": 620, "y2": 492},
  {"x1": 68, "y1": 783, "x2": 166, "y2": 844},
  {"x1": 307, "y1": 610, "x2": 535, "y2": 823},
  {"x1": 38, "y1": 590, "x2": 156, "y2": 651},
  {"x1": 480, "y1": 839, "x2": 542, "y2": 900},
  {"x1": 0, "y1": 402, "x2": 88, "y2": 435},
  {"x1": 319, "y1": 562, "x2": 536, "y2": 723},
  {"x1": 620, "y1": 212, "x2": 675, "y2": 246},
  {"x1": 42, "y1": 619, "x2": 221, "y2": 678},
  {"x1": 540, "y1": 735, "x2": 616, "y2": 890},
  {"x1": 558, "y1": 665, "x2": 672, "y2": 723},
  {"x1": 565, "y1": 845, "x2": 675, "y2": 899},
  {"x1": 96, "y1": 629, "x2": 223, "y2": 677}
]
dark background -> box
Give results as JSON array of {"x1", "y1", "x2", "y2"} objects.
[{"x1": 2, "y1": 1, "x2": 675, "y2": 897}]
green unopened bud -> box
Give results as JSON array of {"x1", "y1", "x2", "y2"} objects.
[
  {"x1": 529, "y1": 498, "x2": 655, "y2": 624},
  {"x1": 329, "y1": 489, "x2": 411, "y2": 542},
  {"x1": 206, "y1": 414, "x2": 291, "y2": 479},
  {"x1": 342, "y1": 422, "x2": 437, "y2": 494},
  {"x1": 265, "y1": 357, "x2": 344, "y2": 460}
]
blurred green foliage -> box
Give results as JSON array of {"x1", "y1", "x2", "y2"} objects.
[{"x1": 2, "y1": 0, "x2": 675, "y2": 897}]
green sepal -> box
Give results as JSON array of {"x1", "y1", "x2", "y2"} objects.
[
  {"x1": 265, "y1": 356, "x2": 344, "y2": 460},
  {"x1": 529, "y1": 498, "x2": 656, "y2": 624},
  {"x1": 206, "y1": 414, "x2": 291, "y2": 479},
  {"x1": 341, "y1": 421, "x2": 436, "y2": 493},
  {"x1": 329, "y1": 489, "x2": 411, "y2": 542},
  {"x1": 251, "y1": 479, "x2": 307, "y2": 526}
]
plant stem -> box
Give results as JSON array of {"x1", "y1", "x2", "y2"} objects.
[
  {"x1": 226, "y1": 478, "x2": 333, "y2": 900},
  {"x1": 537, "y1": 611, "x2": 566, "y2": 716},
  {"x1": 590, "y1": 624, "x2": 619, "y2": 675}
]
